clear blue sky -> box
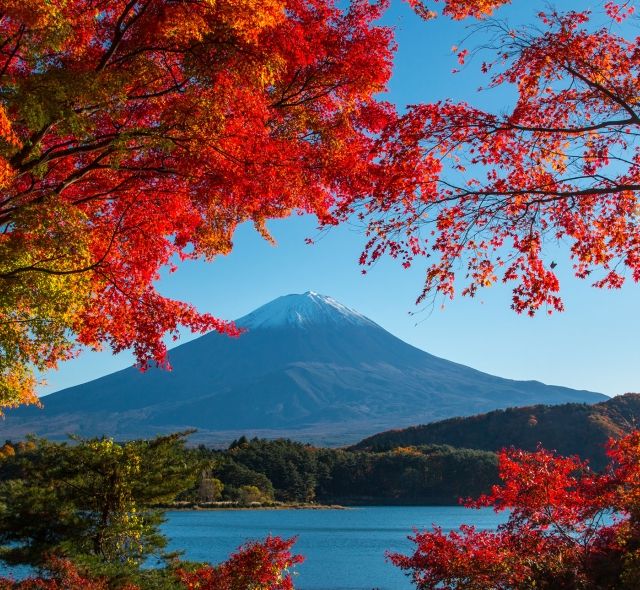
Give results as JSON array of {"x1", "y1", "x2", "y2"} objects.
[{"x1": 41, "y1": 0, "x2": 639, "y2": 398}]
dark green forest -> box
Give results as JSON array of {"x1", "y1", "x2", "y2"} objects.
[
  {"x1": 182, "y1": 395, "x2": 640, "y2": 506},
  {"x1": 179, "y1": 437, "x2": 499, "y2": 506}
]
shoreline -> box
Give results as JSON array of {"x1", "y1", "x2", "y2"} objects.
[{"x1": 162, "y1": 502, "x2": 347, "y2": 511}]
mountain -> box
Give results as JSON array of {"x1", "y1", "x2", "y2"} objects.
[
  {"x1": 1, "y1": 291, "x2": 606, "y2": 445},
  {"x1": 351, "y1": 393, "x2": 640, "y2": 469}
]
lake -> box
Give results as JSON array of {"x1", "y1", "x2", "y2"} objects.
[{"x1": 162, "y1": 506, "x2": 507, "y2": 590}]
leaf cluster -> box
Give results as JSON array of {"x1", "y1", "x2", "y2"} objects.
[
  {"x1": 0, "y1": 0, "x2": 395, "y2": 408},
  {"x1": 390, "y1": 429, "x2": 640, "y2": 590}
]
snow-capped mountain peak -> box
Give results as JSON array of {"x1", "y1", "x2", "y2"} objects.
[
  {"x1": 3, "y1": 291, "x2": 605, "y2": 445},
  {"x1": 237, "y1": 291, "x2": 378, "y2": 330}
]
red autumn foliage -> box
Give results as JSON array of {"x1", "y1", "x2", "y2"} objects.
[
  {"x1": 0, "y1": 536, "x2": 302, "y2": 590},
  {"x1": 389, "y1": 430, "x2": 640, "y2": 590},
  {"x1": 3, "y1": 0, "x2": 639, "y2": 408},
  {"x1": 406, "y1": 0, "x2": 511, "y2": 21},
  {"x1": 0, "y1": 0, "x2": 395, "y2": 406},
  {"x1": 0, "y1": 557, "x2": 113, "y2": 590},
  {"x1": 179, "y1": 535, "x2": 303, "y2": 590},
  {"x1": 349, "y1": 0, "x2": 640, "y2": 316}
]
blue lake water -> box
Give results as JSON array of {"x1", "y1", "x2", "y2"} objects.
[{"x1": 162, "y1": 506, "x2": 507, "y2": 590}]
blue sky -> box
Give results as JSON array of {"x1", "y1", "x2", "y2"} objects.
[{"x1": 41, "y1": 0, "x2": 639, "y2": 398}]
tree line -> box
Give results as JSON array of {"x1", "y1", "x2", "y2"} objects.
[{"x1": 181, "y1": 436, "x2": 499, "y2": 506}]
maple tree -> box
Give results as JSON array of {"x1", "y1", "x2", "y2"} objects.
[
  {"x1": 178, "y1": 535, "x2": 302, "y2": 590},
  {"x1": 389, "y1": 430, "x2": 640, "y2": 590},
  {"x1": 0, "y1": 0, "x2": 394, "y2": 408},
  {"x1": 346, "y1": 0, "x2": 640, "y2": 316},
  {"x1": 4, "y1": 0, "x2": 639, "y2": 412}
]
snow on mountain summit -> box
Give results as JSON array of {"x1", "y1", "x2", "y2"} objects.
[
  {"x1": 237, "y1": 291, "x2": 378, "y2": 330},
  {"x1": 2, "y1": 291, "x2": 606, "y2": 444}
]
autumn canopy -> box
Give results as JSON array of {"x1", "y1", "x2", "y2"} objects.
[
  {"x1": 354, "y1": 0, "x2": 640, "y2": 317},
  {"x1": 0, "y1": 0, "x2": 394, "y2": 407},
  {"x1": 2, "y1": 0, "x2": 640, "y2": 408}
]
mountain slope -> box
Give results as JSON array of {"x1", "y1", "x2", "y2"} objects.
[
  {"x1": 1, "y1": 292, "x2": 606, "y2": 445},
  {"x1": 351, "y1": 393, "x2": 640, "y2": 469}
]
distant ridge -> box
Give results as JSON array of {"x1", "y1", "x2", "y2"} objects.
[
  {"x1": 1, "y1": 292, "x2": 606, "y2": 445},
  {"x1": 351, "y1": 393, "x2": 640, "y2": 469}
]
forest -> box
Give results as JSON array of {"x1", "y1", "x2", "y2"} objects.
[
  {"x1": 180, "y1": 437, "x2": 499, "y2": 506},
  {"x1": 354, "y1": 394, "x2": 640, "y2": 471},
  {"x1": 0, "y1": 434, "x2": 498, "y2": 506}
]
